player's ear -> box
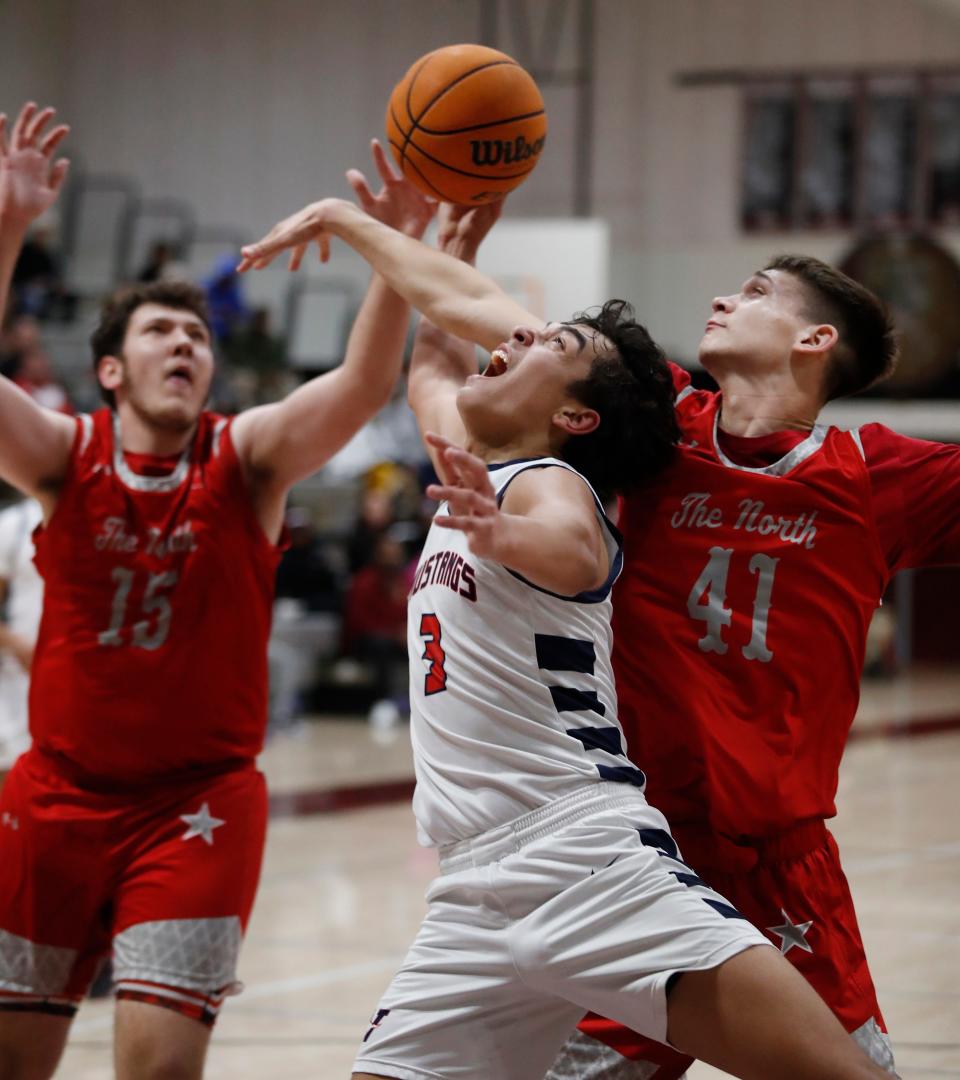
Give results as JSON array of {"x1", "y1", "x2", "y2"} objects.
[
  {"x1": 97, "y1": 354, "x2": 124, "y2": 392},
  {"x1": 796, "y1": 323, "x2": 838, "y2": 356},
  {"x1": 553, "y1": 405, "x2": 599, "y2": 437}
]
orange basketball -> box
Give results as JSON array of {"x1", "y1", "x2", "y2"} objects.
[{"x1": 386, "y1": 44, "x2": 547, "y2": 205}]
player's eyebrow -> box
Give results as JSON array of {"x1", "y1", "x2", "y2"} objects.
[
  {"x1": 145, "y1": 314, "x2": 209, "y2": 339},
  {"x1": 747, "y1": 271, "x2": 775, "y2": 289},
  {"x1": 555, "y1": 323, "x2": 588, "y2": 354}
]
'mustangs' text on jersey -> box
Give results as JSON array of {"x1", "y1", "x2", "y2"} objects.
[{"x1": 408, "y1": 457, "x2": 641, "y2": 847}]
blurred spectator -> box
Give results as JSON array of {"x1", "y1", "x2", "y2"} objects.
[
  {"x1": 276, "y1": 507, "x2": 341, "y2": 613},
  {"x1": 11, "y1": 226, "x2": 75, "y2": 322},
  {"x1": 136, "y1": 240, "x2": 177, "y2": 283},
  {"x1": 0, "y1": 498, "x2": 43, "y2": 772},
  {"x1": 224, "y1": 306, "x2": 292, "y2": 405},
  {"x1": 324, "y1": 374, "x2": 428, "y2": 481},
  {"x1": 341, "y1": 531, "x2": 411, "y2": 711},
  {"x1": 203, "y1": 251, "x2": 250, "y2": 343},
  {"x1": 0, "y1": 313, "x2": 42, "y2": 378},
  {"x1": 268, "y1": 507, "x2": 342, "y2": 733},
  {"x1": 11, "y1": 346, "x2": 74, "y2": 414},
  {"x1": 347, "y1": 486, "x2": 395, "y2": 574}
]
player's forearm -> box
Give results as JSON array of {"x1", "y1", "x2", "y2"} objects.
[
  {"x1": 409, "y1": 319, "x2": 476, "y2": 402},
  {"x1": 325, "y1": 201, "x2": 529, "y2": 350},
  {"x1": 492, "y1": 513, "x2": 606, "y2": 596}
]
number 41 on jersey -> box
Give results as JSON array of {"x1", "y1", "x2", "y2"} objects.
[{"x1": 687, "y1": 546, "x2": 779, "y2": 662}]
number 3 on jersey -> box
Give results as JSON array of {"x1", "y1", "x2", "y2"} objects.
[
  {"x1": 419, "y1": 613, "x2": 447, "y2": 695},
  {"x1": 687, "y1": 546, "x2": 779, "y2": 662}
]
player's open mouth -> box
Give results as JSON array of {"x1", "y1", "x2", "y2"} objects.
[
  {"x1": 165, "y1": 366, "x2": 194, "y2": 389},
  {"x1": 482, "y1": 349, "x2": 509, "y2": 377}
]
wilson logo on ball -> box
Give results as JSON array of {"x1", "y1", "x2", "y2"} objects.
[
  {"x1": 469, "y1": 134, "x2": 546, "y2": 169},
  {"x1": 386, "y1": 43, "x2": 548, "y2": 205}
]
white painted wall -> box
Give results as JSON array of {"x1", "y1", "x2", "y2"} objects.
[{"x1": 2, "y1": 0, "x2": 960, "y2": 362}]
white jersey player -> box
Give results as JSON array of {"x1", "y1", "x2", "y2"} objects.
[
  {"x1": 409, "y1": 456, "x2": 631, "y2": 847},
  {"x1": 242, "y1": 189, "x2": 890, "y2": 1080}
]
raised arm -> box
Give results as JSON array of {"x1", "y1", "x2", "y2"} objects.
[
  {"x1": 408, "y1": 201, "x2": 504, "y2": 460},
  {"x1": 239, "y1": 197, "x2": 541, "y2": 352},
  {"x1": 0, "y1": 104, "x2": 75, "y2": 500},
  {"x1": 231, "y1": 143, "x2": 435, "y2": 534}
]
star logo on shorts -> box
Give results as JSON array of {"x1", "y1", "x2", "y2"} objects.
[
  {"x1": 179, "y1": 802, "x2": 225, "y2": 846},
  {"x1": 767, "y1": 908, "x2": 814, "y2": 956}
]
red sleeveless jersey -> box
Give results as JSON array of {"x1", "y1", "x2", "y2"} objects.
[
  {"x1": 30, "y1": 409, "x2": 282, "y2": 787},
  {"x1": 615, "y1": 378, "x2": 889, "y2": 841}
]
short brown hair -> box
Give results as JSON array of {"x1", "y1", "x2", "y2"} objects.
[
  {"x1": 90, "y1": 281, "x2": 211, "y2": 408},
  {"x1": 765, "y1": 254, "x2": 898, "y2": 401}
]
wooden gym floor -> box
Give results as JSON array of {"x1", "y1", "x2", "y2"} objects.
[{"x1": 55, "y1": 667, "x2": 960, "y2": 1078}]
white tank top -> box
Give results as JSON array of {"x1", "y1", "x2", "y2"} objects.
[{"x1": 408, "y1": 457, "x2": 646, "y2": 847}]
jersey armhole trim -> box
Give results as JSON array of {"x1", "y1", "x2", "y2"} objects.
[
  {"x1": 849, "y1": 428, "x2": 866, "y2": 460},
  {"x1": 494, "y1": 460, "x2": 624, "y2": 604}
]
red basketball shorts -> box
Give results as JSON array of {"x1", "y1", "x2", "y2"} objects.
[
  {"x1": 0, "y1": 749, "x2": 267, "y2": 1025},
  {"x1": 577, "y1": 821, "x2": 889, "y2": 1076}
]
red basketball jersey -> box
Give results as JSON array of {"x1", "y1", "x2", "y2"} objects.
[
  {"x1": 30, "y1": 409, "x2": 282, "y2": 787},
  {"x1": 615, "y1": 376, "x2": 890, "y2": 841}
]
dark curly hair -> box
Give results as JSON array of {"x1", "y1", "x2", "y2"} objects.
[
  {"x1": 90, "y1": 280, "x2": 211, "y2": 408},
  {"x1": 560, "y1": 299, "x2": 680, "y2": 501}
]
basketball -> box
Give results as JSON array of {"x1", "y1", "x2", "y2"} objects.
[{"x1": 385, "y1": 44, "x2": 547, "y2": 205}]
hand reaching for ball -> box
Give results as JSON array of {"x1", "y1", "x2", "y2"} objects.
[
  {"x1": 347, "y1": 139, "x2": 437, "y2": 240},
  {"x1": 436, "y1": 200, "x2": 504, "y2": 266}
]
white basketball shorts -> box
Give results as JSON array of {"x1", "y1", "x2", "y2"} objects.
[{"x1": 353, "y1": 783, "x2": 771, "y2": 1080}]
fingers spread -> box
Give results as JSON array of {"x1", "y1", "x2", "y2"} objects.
[
  {"x1": 40, "y1": 123, "x2": 69, "y2": 158},
  {"x1": 0, "y1": 115, "x2": 8, "y2": 156},
  {"x1": 434, "y1": 515, "x2": 484, "y2": 533},
  {"x1": 11, "y1": 102, "x2": 36, "y2": 149},
  {"x1": 443, "y1": 446, "x2": 492, "y2": 490},
  {"x1": 346, "y1": 169, "x2": 375, "y2": 211},
  {"x1": 48, "y1": 158, "x2": 70, "y2": 194},
  {"x1": 371, "y1": 139, "x2": 399, "y2": 185},
  {"x1": 424, "y1": 430, "x2": 456, "y2": 454},
  {"x1": 24, "y1": 106, "x2": 55, "y2": 146}
]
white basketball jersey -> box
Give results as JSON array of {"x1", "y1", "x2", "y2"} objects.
[{"x1": 408, "y1": 457, "x2": 646, "y2": 847}]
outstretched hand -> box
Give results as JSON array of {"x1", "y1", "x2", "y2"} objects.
[
  {"x1": 435, "y1": 199, "x2": 504, "y2": 264},
  {"x1": 347, "y1": 140, "x2": 436, "y2": 240},
  {"x1": 0, "y1": 103, "x2": 70, "y2": 230},
  {"x1": 425, "y1": 432, "x2": 504, "y2": 561},
  {"x1": 238, "y1": 199, "x2": 339, "y2": 274}
]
